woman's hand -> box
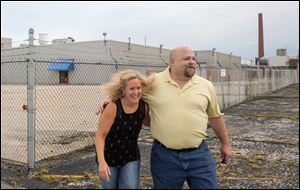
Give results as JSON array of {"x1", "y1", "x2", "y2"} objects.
[{"x1": 98, "y1": 161, "x2": 111, "y2": 181}]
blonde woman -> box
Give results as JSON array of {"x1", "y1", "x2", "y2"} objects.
[{"x1": 95, "y1": 70, "x2": 154, "y2": 189}]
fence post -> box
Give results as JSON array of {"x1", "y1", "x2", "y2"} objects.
[
  {"x1": 297, "y1": 51, "x2": 299, "y2": 83},
  {"x1": 257, "y1": 64, "x2": 260, "y2": 96},
  {"x1": 271, "y1": 67, "x2": 275, "y2": 91},
  {"x1": 27, "y1": 28, "x2": 36, "y2": 171},
  {"x1": 220, "y1": 68, "x2": 225, "y2": 110},
  {"x1": 238, "y1": 68, "x2": 241, "y2": 103}
]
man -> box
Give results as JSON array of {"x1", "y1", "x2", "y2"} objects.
[{"x1": 142, "y1": 46, "x2": 232, "y2": 189}]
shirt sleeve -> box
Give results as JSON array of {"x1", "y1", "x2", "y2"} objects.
[{"x1": 207, "y1": 81, "x2": 224, "y2": 118}]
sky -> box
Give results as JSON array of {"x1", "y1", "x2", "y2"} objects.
[{"x1": 1, "y1": 1, "x2": 299, "y2": 60}]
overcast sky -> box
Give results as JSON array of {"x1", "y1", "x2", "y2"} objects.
[{"x1": 1, "y1": 1, "x2": 299, "y2": 60}]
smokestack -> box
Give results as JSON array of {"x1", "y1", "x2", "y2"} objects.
[{"x1": 258, "y1": 13, "x2": 264, "y2": 59}]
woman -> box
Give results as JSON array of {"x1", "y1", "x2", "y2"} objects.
[{"x1": 95, "y1": 70, "x2": 154, "y2": 189}]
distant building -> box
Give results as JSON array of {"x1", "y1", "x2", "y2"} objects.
[
  {"x1": 276, "y1": 48, "x2": 287, "y2": 56},
  {"x1": 1, "y1": 38, "x2": 245, "y2": 84},
  {"x1": 1, "y1": 37, "x2": 12, "y2": 49},
  {"x1": 52, "y1": 37, "x2": 75, "y2": 44},
  {"x1": 259, "y1": 49, "x2": 298, "y2": 67},
  {"x1": 259, "y1": 56, "x2": 289, "y2": 67},
  {"x1": 39, "y1": 33, "x2": 48, "y2": 45},
  {"x1": 287, "y1": 55, "x2": 299, "y2": 69},
  {"x1": 1, "y1": 39, "x2": 170, "y2": 85},
  {"x1": 19, "y1": 43, "x2": 28, "y2": 48},
  {"x1": 195, "y1": 50, "x2": 241, "y2": 69},
  {"x1": 241, "y1": 59, "x2": 256, "y2": 66}
]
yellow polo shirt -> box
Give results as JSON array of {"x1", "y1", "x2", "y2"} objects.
[{"x1": 143, "y1": 68, "x2": 223, "y2": 149}]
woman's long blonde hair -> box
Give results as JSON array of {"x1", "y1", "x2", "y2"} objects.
[{"x1": 104, "y1": 69, "x2": 155, "y2": 101}]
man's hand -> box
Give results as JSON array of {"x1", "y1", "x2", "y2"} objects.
[
  {"x1": 220, "y1": 143, "x2": 232, "y2": 164},
  {"x1": 96, "y1": 101, "x2": 110, "y2": 116}
]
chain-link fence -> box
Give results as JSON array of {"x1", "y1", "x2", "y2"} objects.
[
  {"x1": 2, "y1": 54, "x2": 298, "y2": 171},
  {"x1": 201, "y1": 66, "x2": 298, "y2": 110},
  {"x1": 1, "y1": 30, "x2": 298, "y2": 171},
  {"x1": 1, "y1": 53, "x2": 168, "y2": 170}
]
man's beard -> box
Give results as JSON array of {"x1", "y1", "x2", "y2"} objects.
[{"x1": 184, "y1": 67, "x2": 195, "y2": 78}]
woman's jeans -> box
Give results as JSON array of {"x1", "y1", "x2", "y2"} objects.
[
  {"x1": 100, "y1": 160, "x2": 140, "y2": 189},
  {"x1": 151, "y1": 140, "x2": 219, "y2": 189}
]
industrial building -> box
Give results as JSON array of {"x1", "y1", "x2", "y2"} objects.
[
  {"x1": 1, "y1": 37, "x2": 12, "y2": 49},
  {"x1": 259, "y1": 48, "x2": 299, "y2": 67},
  {"x1": 1, "y1": 36, "x2": 242, "y2": 85}
]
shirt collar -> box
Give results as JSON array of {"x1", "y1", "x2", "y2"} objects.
[{"x1": 162, "y1": 67, "x2": 200, "y2": 84}]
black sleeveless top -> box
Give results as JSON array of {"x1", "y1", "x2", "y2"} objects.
[{"x1": 104, "y1": 99, "x2": 145, "y2": 166}]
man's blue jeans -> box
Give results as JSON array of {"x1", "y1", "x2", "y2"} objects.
[
  {"x1": 100, "y1": 160, "x2": 140, "y2": 189},
  {"x1": 151, "y1": 140, "x2": 219, "y2": 189}
]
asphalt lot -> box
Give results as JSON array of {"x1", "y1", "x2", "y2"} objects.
[{"x1": 1, "y1": 84, "x2": 299, "y2": 189}]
